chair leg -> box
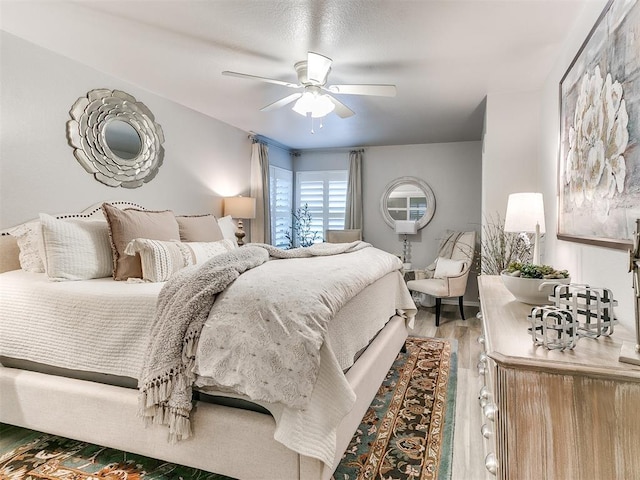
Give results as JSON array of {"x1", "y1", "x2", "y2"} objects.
[
  {"x1": 435, "y1": 298, "x2": 442, "y2": 327},
  {"x1": 459, "y1": 296, "x2": 466, "y2": 320}
]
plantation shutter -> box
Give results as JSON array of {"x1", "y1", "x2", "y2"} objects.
[
  {"x1": 269, "y1": 166, "x2": 293, "y2": 248},
  {"x1": 296, "y1": 170, "x2": 348, "y2": 243}
]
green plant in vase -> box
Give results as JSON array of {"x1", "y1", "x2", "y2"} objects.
[
  {"x1": 503, "y1": 262, "x2": 569, "y2": 279},
  {"x1": 284, "y1": 203, "x2": 322, "y2": 249},
  {"x1": 478, "y1": 213, "x2": 531, "y2": 275}
]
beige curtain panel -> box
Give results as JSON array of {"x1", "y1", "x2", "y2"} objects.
[{"x1": 250, "y1": 141, "x2": 271, "y2": 244}]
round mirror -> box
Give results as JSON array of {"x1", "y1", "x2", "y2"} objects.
[
  {"x1": 380, "y1": 176, "x2": 436, "y2": 229},
  {"x1": 104, "y1": 120, "x2": 142, "y2": 160},
  {"x1": 66, "y1": 89, "x2": 165, "y2": 188}
]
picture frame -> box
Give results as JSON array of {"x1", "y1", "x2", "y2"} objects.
[{"x1": 558, "y1": 0, "x2": 639, "y2": 250}]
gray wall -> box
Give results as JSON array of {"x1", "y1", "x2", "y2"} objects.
[
  {"x1": 294, "y1": 150, "x2": 349, "y2": 171},
  {"x1": 0, "y1": 32, "x2": 251, "y2": 228},
  {"x1": 364, "y1": 142, "x2": 482, "y2": 303},
  {"x1": 296, "y1": 141, "x2": 483, "y2": 304}
]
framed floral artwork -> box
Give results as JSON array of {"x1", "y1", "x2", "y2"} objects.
[{"x1": 558, "y1": 0, "x2": 639, "y2": 250}]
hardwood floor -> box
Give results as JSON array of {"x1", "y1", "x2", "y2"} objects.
[{"x1": 408, "y1": 303, "x2": 486, "y2": 480}]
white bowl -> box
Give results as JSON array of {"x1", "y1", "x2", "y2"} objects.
[{"x1": 500, "y1": 273, "x2": 571, "y2": 305}]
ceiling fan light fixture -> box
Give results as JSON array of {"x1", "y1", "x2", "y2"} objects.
[{"x1": 292, "y1": 92, "x2": 335, "y2": 118}]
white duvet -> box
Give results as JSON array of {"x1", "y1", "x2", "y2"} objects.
[
  {"x1": 0, "y1": 249, "x2": 416, "y2": 469},
  {"x1": 0, "y1": 270, "x2": 161, "y2": 378}
]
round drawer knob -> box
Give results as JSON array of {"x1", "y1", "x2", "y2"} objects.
[
  {"x1": 478, "y1": 386, "x2": 490, "y2": 406},
  {"x1": 477, "y1": 360, "x2": 487, "y2": 375},
  {"x1": 485, "y1": 452, "x2": 498, "y2": 475},
  {"x1": 483, "y1": 403, "x2": 498, "y2": 421},
  {"x1": 481, "y1": 423, "x2": 493, "y2": 438}
]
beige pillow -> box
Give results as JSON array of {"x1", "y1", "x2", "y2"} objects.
[
  {"x1": 124, "y1": 238, "x2": 236, "y2": 282},
  {"x1": 176, "y1": 214, "x2": 224, "y2": 242},
  {"x1": 102, "y1": 203, "x2": 180, "y2": 281}
]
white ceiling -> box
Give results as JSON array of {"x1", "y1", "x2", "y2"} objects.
[{"x1": 1, "y1": 0, "x2": 590, "y2": 150}]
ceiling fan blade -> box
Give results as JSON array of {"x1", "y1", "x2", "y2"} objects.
[
  {"x1": 328, "y1": 95, "x2": 355, "y2": 118},
  {"x1": 328, "y1": 84, "x2": 397, "y2": 97},
  {"x1": 260, "y1": 93, "x2": 302, "y2": 112},
  {"x1": 222, "y1": 71, "x2": 299, "y2": 88},
  {"x1": 307, "y1": 52, "x2": 333, "y2": 84}
]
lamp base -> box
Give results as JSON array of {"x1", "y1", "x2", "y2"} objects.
[
  {"x1": 235, "y1": 219, "x2": 246, "y2": 246},
  {"x1": 619, "y1": 341, "x2": 640, "y2": 366}
]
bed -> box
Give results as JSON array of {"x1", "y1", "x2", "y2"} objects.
[{"x1": 0, "y1": 201, "x2": 416, "y2": 480}]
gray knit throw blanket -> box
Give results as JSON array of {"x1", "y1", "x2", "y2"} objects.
[
  {"x1": 138, "y1": 241, "x2": 370, "y2": 441},
  {"x1": 138, "y1": 246, "x2": 269, "y2": 441}
]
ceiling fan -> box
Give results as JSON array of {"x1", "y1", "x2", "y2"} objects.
[{"x1": 222, "y1": 52, "x2": 396, "y2": 119}]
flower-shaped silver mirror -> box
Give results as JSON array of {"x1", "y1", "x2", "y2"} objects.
[{"x1": 66, "y1": 89, "x2": 165, "y2": 188}]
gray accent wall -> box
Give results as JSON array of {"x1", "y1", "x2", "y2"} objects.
[
  {"x1": 364, "y1": 142, "x2": 482, "y2": 304},
  {"x1": 0, "y1": 32, "x2": 251, "y2": 228},
  {"x1": 296, "y1": 142, "x2": 483, "y2": 304}
]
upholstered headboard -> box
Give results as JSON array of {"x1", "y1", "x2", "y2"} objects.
[{"x1": 0, "y1": 201, "x2": 145, "y2": 274}]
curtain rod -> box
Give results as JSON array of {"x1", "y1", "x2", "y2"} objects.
[
  {"x1": 248, "y1": 132, "x2": 365, "y2": 155},
  {"x1": 248, "y1": 133, "x2": 292, "y2": 153},
  {"x1": 292, "y1": 147, "x2": 366, "y2": 154}
]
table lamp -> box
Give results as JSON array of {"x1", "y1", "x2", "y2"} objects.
[
  {"x1": 395, "y1": 220, "x2": 417, "y2": 268},
  {"x1": 224, "y1": 196, "x2": 256, "y2": 246},
  {"x1": 504, "y1": 192, "x2": 545, "y2": 265}
]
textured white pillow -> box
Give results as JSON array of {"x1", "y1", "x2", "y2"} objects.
[
  {"x1": 217, "y1": 215, "x2": 238, "y2": 247},
  {"x1": 39, "y1": 213, "x2": 113, "y2": 281},
  {"x1": 433, "y1": 257, "x2": 464, "y2": 279},
  {"x1": 8, "y1": 221, "x2": 45, "y2": 273},
  {"x1": 124, "y1": 238, "x2": 236, "y2": 282}
]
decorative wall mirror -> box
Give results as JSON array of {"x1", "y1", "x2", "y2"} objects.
[
  {"x1": 66, "y1": 89, "x2": 165, "y2": 188},
  {"x1": 380, "y1": 176, "x2": 436, "y2": 229}
]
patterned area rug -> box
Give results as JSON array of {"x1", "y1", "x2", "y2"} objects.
[
  {"x1": 0, "y1": 337, "x2": 456, "y2": 480},
  {"x1": 334, "y1": 336, "x2": 457, "y2": 480}
]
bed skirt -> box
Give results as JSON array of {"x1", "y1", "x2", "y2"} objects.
[{"x1": 0, "y1": 315, "x2": 408, "y2": 480}]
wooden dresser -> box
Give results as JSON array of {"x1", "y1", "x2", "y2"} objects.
[{"x1": 477, "y1": 275, "x2": 640, "y2": 480}]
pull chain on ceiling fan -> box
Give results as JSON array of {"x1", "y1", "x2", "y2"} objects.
[{"x1": 222, "y1": 52, "x2": 396, "y2": 124}]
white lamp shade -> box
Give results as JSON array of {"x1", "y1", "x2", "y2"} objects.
[
  {"x1": 395, "y1": 220, "x2": 417, "y2": 235},
  {"x1": 292, "y1": 92, "x2": 335, "y2": 118},
  {"x1": 224, "y1": 196, "x2": 256, "y2": 219},
  {"x1": 504, "y1": 192, "x2": 546, "y2": 234}
]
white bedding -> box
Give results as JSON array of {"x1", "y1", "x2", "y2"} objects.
[
  {"x1": 0, "y1": 269, "x2": 411, "y2": 380},
  {"x1": 0, "y1": 254, "x2": 416, "y2": 470},
  {"x1": 190, "y1": 245, "x2": 415, "y2": 467},
  {"x1": 0, "y1": 270, "x2": 161, "y2": 378}
]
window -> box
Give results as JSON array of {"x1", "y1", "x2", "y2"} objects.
[
  {"x1": 269, "y1": 166, "x2": 293, "y2": 248},
  {"x1": 295, "y1": 170, "x2": 348, "y2": 243}
]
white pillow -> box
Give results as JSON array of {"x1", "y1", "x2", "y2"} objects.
[
  {"x1": 124, "y1": 238, "x2": 236, "y2": 282},
  {"x1": 39, "y1": 213, "x2": 113, "y2": 281},
  {"x1": 8, "y1": 221, "x2": 45, "y2": 273},
  {"x1": 217, "y1": 215, "x2": 238, "y2": 247},
  {"x1": 433, "y1": 257, "x2": 464, "y2": 279}
]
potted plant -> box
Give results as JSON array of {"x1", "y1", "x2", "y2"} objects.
[
  {"x1": 479, "y1": 213, "x2": 570, "y2": 304},
  {"x1": 501, "y1": 262, "x2": 570, "y2": 305},
  {"x1": 284, "y1": 203, "x2": 322, "y2": 248},
  {"x1": 478, "y1": 213, "x2": 531, "y2": 275}
]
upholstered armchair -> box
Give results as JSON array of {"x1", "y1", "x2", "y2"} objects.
[
  {"x1": 325, "y1": 229, "x2": 362, "y2": 243},
  {"x1": 406, "y1": 231, "x2": 476, "y2": 326}
]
